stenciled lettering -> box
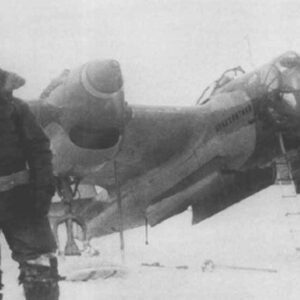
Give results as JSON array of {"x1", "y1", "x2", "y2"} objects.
[{"x1": 215, "y1": 104, "x2": 252, "y2": 132}]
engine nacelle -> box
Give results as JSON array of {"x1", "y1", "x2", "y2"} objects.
[{"x1": 42, "y1": 59, "x2": 131, "y2": 149}]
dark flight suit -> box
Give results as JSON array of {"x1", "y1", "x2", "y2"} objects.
[{"x1": 0, "y1": 94, "x2": 59, "y2": 300}]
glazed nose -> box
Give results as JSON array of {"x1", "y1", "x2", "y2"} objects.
[{"x1": 280, "y1": 67, "x2": 300, "y2": 117}]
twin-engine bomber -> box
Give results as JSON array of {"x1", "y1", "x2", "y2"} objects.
[{"x1": 29, "y1": 51, "x2": 300, "y2": 254}]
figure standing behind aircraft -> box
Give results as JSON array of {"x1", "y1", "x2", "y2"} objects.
[{"x1": 0, "y1": 69, "x2": 60, "y2": 300}]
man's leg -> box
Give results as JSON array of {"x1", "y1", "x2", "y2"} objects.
[
  {"x1": 18, "y1": 254, "x2": 60, "y2": 300},
  {"x1": 1, "y1": 216, "x2": 60, "y2": 300}
]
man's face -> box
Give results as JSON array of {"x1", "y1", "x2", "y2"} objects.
[{"x1": 2, "y1": 72, "x2": 26, "y2": 93}]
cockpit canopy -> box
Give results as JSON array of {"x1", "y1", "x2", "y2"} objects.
[{"x1": 216, "y1": 51, "x2": 300, "y2": 100}]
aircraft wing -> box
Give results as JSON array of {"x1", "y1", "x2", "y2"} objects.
[
  {"x1": 81, "y1": 104, "x2": 206, "y2": 191},
  {"x1": 32, "y1": 102, "x2": 207, "y2": 191}
]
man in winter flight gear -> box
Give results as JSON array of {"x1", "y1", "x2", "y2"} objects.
[{"x1": 0, "y1": 68, "x2": 60, "y2": 300}]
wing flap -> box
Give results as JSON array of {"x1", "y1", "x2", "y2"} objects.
[
  {"x1": 146, "y1": 171, "x2": 220, "y2": 226},
  {"x1": 192, "y1": 167, "x2": 274, "y2": 224},
  {"x1": 146, "y1": 166, "x2": 274, "y2": 227}
]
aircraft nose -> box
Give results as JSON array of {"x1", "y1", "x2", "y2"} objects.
[
  {"x1": 81, "y1": 60, "x2": 123, "y2": 98},
  {"x1": 280, "y1": 67, "x2": 300, "y2": 117},
  {"x1": 281, "y1": 92, "x2": 300, "y2": 115}
]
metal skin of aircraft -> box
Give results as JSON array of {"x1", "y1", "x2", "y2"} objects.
[{"x1": 28, "y1": 51, "x2": 300, "y2": 253}]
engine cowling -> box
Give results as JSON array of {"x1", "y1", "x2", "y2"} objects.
[{"x1": 42, "y1": 59, "x2": 131, "y2": 150}]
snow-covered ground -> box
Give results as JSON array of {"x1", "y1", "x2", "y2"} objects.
[{"x1": 3, "y1": 185, "x2": 300, "y2": 299}]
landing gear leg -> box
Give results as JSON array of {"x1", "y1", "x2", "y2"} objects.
[{"x1": 52, "y1": 177, "x2": 87, "y2": 256}]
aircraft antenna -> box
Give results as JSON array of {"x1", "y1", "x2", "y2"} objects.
[
  {"x1": 244, "y1": 35, "x2": 255, "y2": 68},
  {"x1": 112, "y1": 87, "x2": 130, "y2": 263},
  {"x1": 145, "y1": 217, "x2": 149, "y2": 245},
  {"x1": 114, "y1": 160, "x2": 125, "y2": 262}
]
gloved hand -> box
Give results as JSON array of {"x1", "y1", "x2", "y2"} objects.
[{"x1": 34, "y1": 185, "x2": 55, "y2": 217}]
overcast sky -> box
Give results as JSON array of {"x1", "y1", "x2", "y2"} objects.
[{"x1": 0, "y1": 0, "x2": 299, "y2": 105}]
